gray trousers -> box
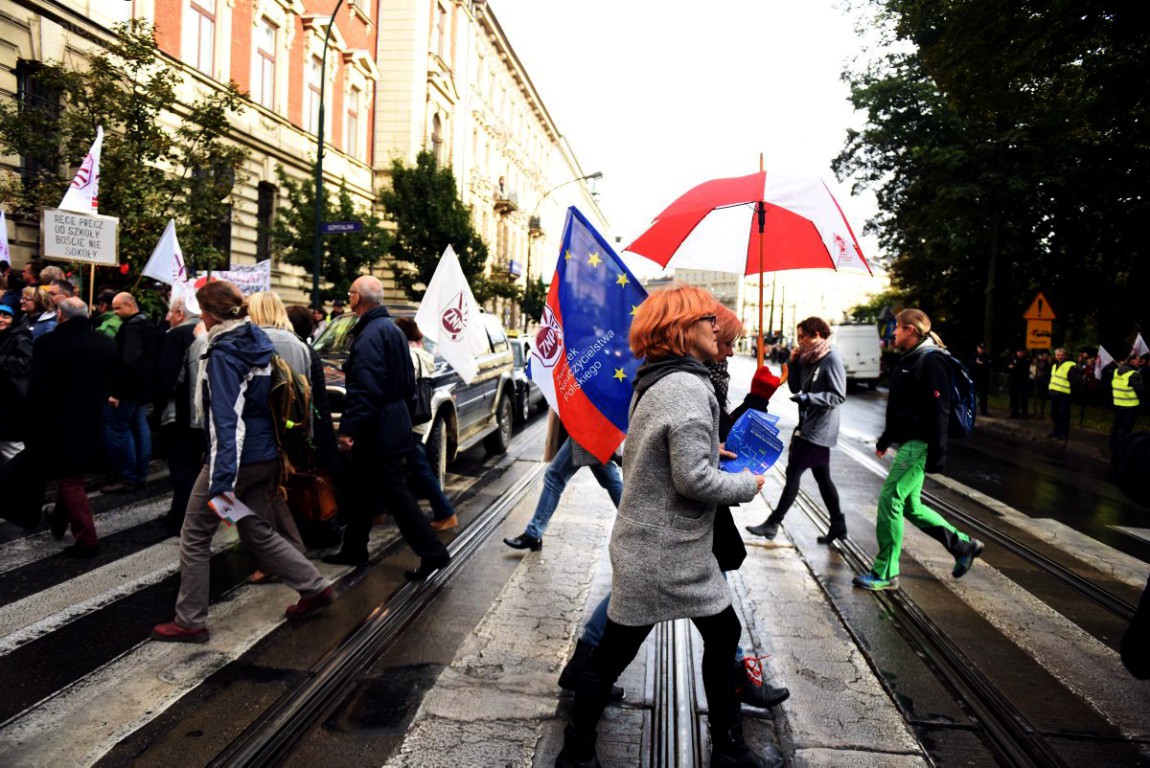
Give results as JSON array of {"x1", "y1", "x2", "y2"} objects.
[{"x1": 175, "y1": 461, "x2": 328, "y2": 629}]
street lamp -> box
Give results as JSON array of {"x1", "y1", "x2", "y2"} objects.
[
  {"x1": 522, "y1": 171, "x2": 603, "y2": 331},
  {"x1": 311, "y1": 0, "x2": 345, "y2": 309}
]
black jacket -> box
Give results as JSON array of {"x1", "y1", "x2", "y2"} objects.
[
  {"x1": 156, "y1": 320, "x2": 199, "y2": 426},
  {"x1": 340, "y1": 306, "x2": 415, "y2": 456},
  {"x1": 878, "y1": 342, "x2": 950, "y2": 472},
  {"x1": 112, "y1": 313, "x2": 160, "y2": 404},
  {"x1": 29, "y1": 318, "x2": 116, "y2": 474},
  {"x1": 0, "y1": 326, "x2": 33, "y2": 440}
]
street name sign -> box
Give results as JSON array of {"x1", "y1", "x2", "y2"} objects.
[
  {"x1": 321, "y1": 221, "x2": 362, "y2": 234},
  {"x1": 42, "y1": 208, "x2": 119, "y2": 266}
]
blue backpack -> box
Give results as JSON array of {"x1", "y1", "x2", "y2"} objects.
[{"x1": 916, "y1": 347, "x2": 977, "y2": 438}]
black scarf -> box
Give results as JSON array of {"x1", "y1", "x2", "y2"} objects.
[
  {"x1": 633, "y1": 355, "x2": 713, "y2": 403},
  {"x1": 705, "y1": 359, "x2": 730, "y2": 410}
]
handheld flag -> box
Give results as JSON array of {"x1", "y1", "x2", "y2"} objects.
[
  {"x1": 415, "y1": 245, "x2": 488, "y2": 383},
  {"x1": 1094, "y1": 345, "x2": 1114, "y2": 380},
  {"x1": 529, "y1": 207, "x2": 649, "y2": 462},
  {"x1": 0, "y1": 210, "x2": 10, "y2": 265},
  {"x1": 59, "y1": 126, "x2": 103, "y2": 213},
  {"x1": 1133, "y1": 333, "x2": 1149, "y2": 359},
  {"x1": 142, "y1": 219, "x2": 187, "y2": 285}
]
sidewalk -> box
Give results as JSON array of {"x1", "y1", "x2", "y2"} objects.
[{"x1": 976, "y1": 408, "x2": 1111, "y2": 463}]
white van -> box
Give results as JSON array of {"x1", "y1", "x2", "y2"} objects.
[{"x1": 830, "y1": 324, "x2": 882, "y2": 389}]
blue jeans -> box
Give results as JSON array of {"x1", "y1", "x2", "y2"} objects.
[
  {"x1": 406, "y1": 441, "x2": 455, "y2": 520},
  {"x1": 524, "y1": 438, "x2": 622, "y2": 540},
  {"x1": 105, "y1": 401, "x2": 151, "y2": 484}
]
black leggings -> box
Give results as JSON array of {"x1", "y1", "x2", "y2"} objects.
[
  {"x1": 570, "y1": 605, "x2": 742, "y2": 738},
  {"x1": 767, "y1": 462, "x2": 844, "y2": 528}
]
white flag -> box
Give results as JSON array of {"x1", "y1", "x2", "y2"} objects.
[
  {"x1": 141, "y1": 219, "x2": 187, "y2": 285},
  {"x1": 1132, "y1": 333, "x2": 1149, "y2": 359},
  {"x1": 58, "y1": 126, "x2": 103, "y2": 213},
  {"x1": 0, "y1": 209, "x2": 10, "y2": 265},
  {"x1": 414, "y1": 245, "x2": 488, "y2": 384},
  {"x1": 1094, "y1": 345, "x2": 1114, "y2": 380}
]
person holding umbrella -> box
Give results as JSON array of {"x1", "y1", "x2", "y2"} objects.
[{"x1": 555, "y1": 285, "x2": 779, "y2": 768}]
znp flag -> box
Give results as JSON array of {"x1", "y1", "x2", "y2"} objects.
[
  {"x1": 529, "y1": 207, "x2": 648, "y2": 463},
  {"x1": 1094, "y1": 345, "x2": 1114, "y2": 380},
  {"x1": 0, "y1": 210, "x2": 10, "y2": 265},
  {"x1": 141, "y1": 219, "x2": 187, "y2": 285},
  {"x1": 1133, "y1": 333, "x2": 1149, "y2": 360},
  {"x1": 58, "y1": 126, "x2": 103, "y2": 213},
  {"x1": 415, "y1": 245, "x2": 488, "y2": 384}
]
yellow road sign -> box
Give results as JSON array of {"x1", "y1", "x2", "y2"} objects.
[
  {"x1": 1023, "y1": 293, "x2": 1056, "y2": 320},
  {"x1": 1026, "y1": 320, "x2": 1053, "y2": 349}
]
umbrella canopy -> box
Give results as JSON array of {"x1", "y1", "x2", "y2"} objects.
[{"x1": 624, "y1": 171, "x2": 870, "y2": 276}]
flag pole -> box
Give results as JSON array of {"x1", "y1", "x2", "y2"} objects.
[{"x1": 89, "y1": 264, "x2": 95, "y2": 307}]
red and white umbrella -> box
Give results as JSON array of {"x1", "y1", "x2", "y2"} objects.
[{"x1": 623, "y1": 169, "x2": 871, "y2": 362}]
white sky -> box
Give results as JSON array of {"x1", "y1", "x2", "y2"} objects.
[{"x1": 487, "y1": 0, "x2": 887, "y2": 320}]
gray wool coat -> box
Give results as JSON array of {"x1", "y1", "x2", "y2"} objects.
[{"x1": 608, "y1": 371, "x2": 760, "y2": 626}]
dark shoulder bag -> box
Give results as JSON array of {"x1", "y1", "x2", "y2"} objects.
[{"x1": 409, "y1": 353, "x2": 433, "y2": 426}]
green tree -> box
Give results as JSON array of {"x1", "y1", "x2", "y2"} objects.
[
  {"x1": 0, "y1": 19, "x2": 247, "y2": 287},
  {"x1": 836, "y1": 2, "x2": 1149, "y2": 355},
  {"x1": 270, "y1": 166, "x2": 392, "y2": 304},
  {"x1": 378, "y1": 150, "x2": 519, "y2": 305},
  {"x1": 520, "y1": 276, "x2": 547, "y2": 328}
]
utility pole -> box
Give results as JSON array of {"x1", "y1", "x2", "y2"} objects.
[{"x1": 311, "y1": 0, "x2": 345, "y2": 309}]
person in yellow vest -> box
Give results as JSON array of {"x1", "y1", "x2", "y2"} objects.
[
  {"x1": 1048, "y1": 347, "x2": 1079, "y2": 440},
  {"x1": 1108, "y1": 354, "x2": 1145, "y2": 457}
]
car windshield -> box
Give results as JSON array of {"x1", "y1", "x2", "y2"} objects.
[{"x1": 311, "y1": 312, "x2": 439, "y2": 357}]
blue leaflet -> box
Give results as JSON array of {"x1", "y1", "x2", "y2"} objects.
[{"x1": 721, "y1": 410, "x2": 785, "y2": 475}]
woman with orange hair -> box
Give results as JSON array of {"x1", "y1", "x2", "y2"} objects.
[{"x1": 556, "y1": 285, "x2": 778, "y2": 768}]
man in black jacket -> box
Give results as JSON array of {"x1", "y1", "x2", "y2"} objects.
[
  {"x1": 154, "y1": 295, "x2": 205, "y2": 527},
  {"x1": 322, "y1": 276, "x2": 450, "y2": 579},
  {"x1": 854, "y1": 309, "x2": 983, "y2": 591},
  {"x1": 31, "y1": 298, "x2": 116, "y2": 556},
  {"x1": 103, "y1": 292, "x2": 160, "y2": 493}
]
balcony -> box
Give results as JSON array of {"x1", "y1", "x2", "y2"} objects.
[
  {"x1": 528, "y1": 215, "x2": 544, "y2": 238},
  {"x1": 494, "y1": 187, "x2": 518, "y2": 214},
  {"x1": 491, "y1": 259, "x2": 523, "y2": 280}
]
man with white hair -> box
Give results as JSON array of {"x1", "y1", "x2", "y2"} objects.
[
  {"x1": 323, "y1": 276, "x2": 451, "y2": 580},
  {"x1": 155, "y1": 294, "x2": 205, "y2": 527},
  {"x1": 29, "y1": 298, "x2": 116, "y2": 556}
]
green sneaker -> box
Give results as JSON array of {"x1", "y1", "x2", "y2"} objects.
[{"x1": 852, "y1": 571, "x2": 899, "y2": 591}]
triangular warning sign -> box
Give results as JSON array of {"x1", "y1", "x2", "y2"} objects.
[{"x1": 1023, "y1": 292, "x2": 1056, "y2": 320}]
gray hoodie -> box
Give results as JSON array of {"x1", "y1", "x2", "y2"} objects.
[{"x1": 787, "y1": 348, "x2": 846, "y2": 447}]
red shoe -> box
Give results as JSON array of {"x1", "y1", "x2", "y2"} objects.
[
  {"x1": 285, "y1": 585, "x2": 335, "y2": 620},
  {"x1": 150, "y1": 621, "x2": 210, "y2": 643}
]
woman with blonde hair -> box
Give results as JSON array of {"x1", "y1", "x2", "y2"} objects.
[
  {"x1": 854, "y1": 308, "x2": 983, "y2": 591},
  {"x1": 18, "y1": 286, "x2": 55, "y2": 339},
  {"x1": 151, "y1": 281, "x2": 333, "y2": 643},
  {"x1": 556, "y1": 285, "x2": 778, "y2": 768}
]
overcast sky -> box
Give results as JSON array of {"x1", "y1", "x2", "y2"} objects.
[{"x1": 488, "y1": 0, "x2": 882, "y2": 284}]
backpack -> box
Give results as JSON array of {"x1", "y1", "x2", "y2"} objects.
[
  {"x1": 916, "y1": 347, "x2": 976, "y2": 438},
  {"x1": 268, "y1": 352, "x2": 313, "y2": 475}
]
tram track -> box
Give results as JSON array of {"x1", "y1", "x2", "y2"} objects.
[
  {"x1": 783, "y1": 466, "x2": 1072, "y2": 768},
  {"x1": 207, "y1": 462, "x2": 548, "y2": 768},
  {"x1": 837, "y1": 442, "x2": 1137, "y2": 623}
]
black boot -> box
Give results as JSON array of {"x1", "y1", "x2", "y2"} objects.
[
  {"x1": 745, "y1": 520, "x2": 779, "y2": 539},
  {"x1": 558, "y1": 639, "x2": 625, "y2": 702},
  {"x1": 555, "y1": 725, "x2": 602, "y2": 768},
  {"x1": 710, "y1": 721, "x2": 783, "y2": 768},
  {"x1": 734, "y1": 658, "x2": 789, "y2": 709},
  {"x1": 503, "y1": 532, "x2": 542, "y2": 551},
  {"x1": 817, "y1": 520, "x2": 847, "y2": 545}
]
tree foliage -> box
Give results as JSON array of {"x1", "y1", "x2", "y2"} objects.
[
  {"x1": 270, "y1": 166, "x2": 391, "y2": 304},
  {"x1": 378, "y1": 150, "x2": 519, "y2": 305},
  {"x1": 835, "y1": 2, "x2": 1149, "y2": 355},
  {"x1": 0, "y1": 19, "x2": 247, "y2": 289}
]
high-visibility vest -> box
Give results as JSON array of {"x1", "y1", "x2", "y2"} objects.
[
  {"x1": 1113, "y1": 369, "x2": 1140, "y2": 408},
  {"x1": 1049, "y1": 361, "x2": 1075, "y2": 395}
]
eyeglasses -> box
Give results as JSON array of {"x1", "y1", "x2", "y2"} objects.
[
  {"x1": 698, "y1": 314, "x2": 718, "y2": 328},
  {"x1": 347, "y1": 290, "x2": 359, "y2": 298}
]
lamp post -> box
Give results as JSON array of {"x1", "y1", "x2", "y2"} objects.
[
  {"x1": 522, "y1": 170, "x2": 602, "y2": 332},
  {"x1": 311, "y1": 0, "x2": 345, "y2": 309}
]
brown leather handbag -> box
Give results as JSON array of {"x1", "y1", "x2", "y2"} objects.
[{"x1": 285, "y1": 470, "x2": 339, "y2": 522}]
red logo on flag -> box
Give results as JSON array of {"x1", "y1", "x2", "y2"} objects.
[
  {"x1": 71, "y1": 153, "x2": 96, "y2": 190},
  {"x1": 440, "y1": 291, "x2": 468, "y2": 341},
  {"x1": 534, "y1": 306, "x2": 564, "y2": 368}
]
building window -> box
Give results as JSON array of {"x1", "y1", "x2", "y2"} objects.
[
  {"x1": 190, "y1": 0, "x2": 216, "y2": 75},
  {"x1": 14, "y1": 60, "x2": 59, "y2": 191},
  {"x1": 305, "y1": 55, "x2": 323, "y2": 134},
  {"x1": 345, "y1": 86, "x2": 361, "y2": 158},
  {"x1": 254, "y1": 17, "x2": 277, "y2": 109},
  {"x1": 257, "y1": 182, "x2": 276, "y2": 262},
  {"x1": 431, "y1": 114, "x2": 444, "y2": 166},
  {"x1": 435, "y1": 2, "x2": 447, "y2": 60}
]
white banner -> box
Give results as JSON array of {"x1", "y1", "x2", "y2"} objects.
[
  {"x1": 59, "y1": 126, "x2": 103, "y2": 214},
  {"x1": 0, "y1": 209, "x2": 10, "y2": 264},
  {"x1": 414, "y1": 245, "x2": 487, "y2": 383},
  {"x1": 211, "y1": 261, "x2": 272, "y2": 296},
  {"x1": 41, "y1": 208, "x2": 119, "y2": 266}
]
